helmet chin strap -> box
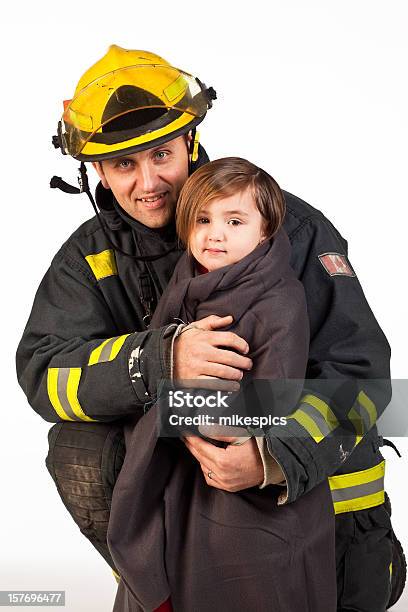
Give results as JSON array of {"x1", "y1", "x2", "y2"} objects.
[
  {"x1": 50, "y1": 163, "x2": 179, "y2": 262},
  {"x1": 188, "y1": 128, "x2": 200, "y2": 175}
]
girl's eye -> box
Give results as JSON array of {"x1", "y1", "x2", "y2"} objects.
[
  {"x1": 196, "y1": 217, "x2": 209, "y2": 224},
  {"x1": 228, "y1": 219, "x2": 242, "y2": 226}
]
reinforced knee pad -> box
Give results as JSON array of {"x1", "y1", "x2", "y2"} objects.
[{"x1": 46, "y1": 421, "x2": 125, "y2": 570}]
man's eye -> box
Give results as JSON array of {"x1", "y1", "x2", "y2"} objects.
[
  {"x1": 155, "y1": 150, "x2": 168, "y2": 160},
  {"x1": 118, "y1": 159, "x2": 133, "y2": 169}
]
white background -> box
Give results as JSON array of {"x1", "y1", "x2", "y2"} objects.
[{"x1": 1, "y1": 1, "x2": 407, "y2": 610}]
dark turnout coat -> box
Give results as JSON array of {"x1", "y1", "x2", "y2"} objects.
[
  {"x1": 107, "y1": 231, "x2": 337, "y2": 611},
  {"x1": 16, "y1": 145, "x2": 393, "y2": 609},
  {"x1": 16, "y1": 146, "x2": 391, "y2": 500}
]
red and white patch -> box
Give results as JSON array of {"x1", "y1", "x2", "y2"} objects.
[{"x1": 318, "y1": 253, "x2": 355, "y2": 277}]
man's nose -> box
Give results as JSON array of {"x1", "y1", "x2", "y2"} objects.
[{"x1": 137, "y1": 161, "x2": 159, "y2": 193}]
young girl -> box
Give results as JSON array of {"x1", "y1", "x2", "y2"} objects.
[{"x1": 108, "y1": 158, "x2": 337, "y2": 612}]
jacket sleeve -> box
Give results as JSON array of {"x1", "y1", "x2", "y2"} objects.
[
  {"x1": 16, "y1": 246, "x2": 176, "y2": 423},
  {"x1": 265, "y1": 214, "x2": 391, "y2": 503}
]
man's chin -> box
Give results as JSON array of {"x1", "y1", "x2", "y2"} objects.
[
  {"x1": 121, "y1": 198, "x2": 176, "y2": 229},
  {"x1": 144, "y1": 209, "x2": 175, "y2": 230}
]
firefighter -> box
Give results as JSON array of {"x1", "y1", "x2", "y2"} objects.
[{"x1": 16, "y1": 45, "x2": 404, "y2": 611}]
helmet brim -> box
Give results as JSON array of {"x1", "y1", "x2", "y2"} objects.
[{"x1": 73, "y1": 113, "x2": 205, "y2": 161}]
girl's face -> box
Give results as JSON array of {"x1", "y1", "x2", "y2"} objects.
[{"x1": 189, "y1": 188, "x2": 266, "y2": 272}]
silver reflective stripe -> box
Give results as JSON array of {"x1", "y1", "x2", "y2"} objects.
[
  {"x1": 298, "y1": 401, "x2": 332, "y2": 438},
  {"x1": 98, "y1": 336, "x2": 119, "y2": 363},
  {"x1": 330, "y1": 476, "x2": 384, "y2": 503},
  {"x1": 352, "y1": 401, "x2": 371, "y2": 432},
  {"x1": 57, "y1": 368, "x2": 82, "y2": 421}
]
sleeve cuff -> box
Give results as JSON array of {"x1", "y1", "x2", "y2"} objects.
[
  {"x1": 255, "y1": 436, "x2": 288, "y2": 504},
  {"x1": 168, "y1": 323, "x2": 187, "y2": 380}
]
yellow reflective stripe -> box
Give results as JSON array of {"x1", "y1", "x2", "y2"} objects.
[
  {"x1": 301, "y1": 394, "x2": 339, "y2": 432},
  {"x1": 328, "y1": 461, "x2": 385, "y2": 514},
  {"x1": 85, "y1": 249, "x2": 118, "y2": 281},
  {"x1": 109, "y1": 334, "x2": 131, "y2": 360},
  {"x1": 332, "y1": 490, "x2": 385, "y2": 514},
  {"x1": 88, "y1": 338, "x2": 112, "y2": 365},
  {"x1": 66, "y1": 368, "x2": 97, "y2": 422},
  {"x1": 288, "y1": 394, "x2": 339, "y2": 443},
  {"x1": 348, "y1": 391, "x2": 377, "y2": 448},
  {"x1": 82, "y1": 112, "x2": 194, "y2": 157},
  {"x1": 358, "y1": 390, "x2": 377, "y2": 428},
  {"x1": 390, "y1": 562, "x2": 393, "y2": 578},
  {"x1": 47, "y1": 368, "x2": 75, "y2": 421},
  {"x1": 329, "y1": 460, "x2": 385, "y2": 490},
  {"x1": 290, "y1": 409, "x2": 325, "y2": 443},
  {"x1": 88, "y1": 334, "x2": 130, "y2": 366}
]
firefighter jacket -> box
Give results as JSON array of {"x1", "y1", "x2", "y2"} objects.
[{"x1": 16, "y1": 145, "x2": 391, "y2": 507}]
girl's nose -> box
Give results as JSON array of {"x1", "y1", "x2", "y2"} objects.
[{"x1": 208, "y1": 224, "x2": 225, "y2": 241}]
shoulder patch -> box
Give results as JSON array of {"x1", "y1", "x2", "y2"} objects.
[
  {"x1": 85, "y1": 249, "x2": 118, "y2": 281},
  {"x1": 318, "y1": 253, "x2": 355, "y2": 277}
]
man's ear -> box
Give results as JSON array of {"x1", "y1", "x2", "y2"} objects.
[
  {"x1": 185, "y1": 131, "x2": 193, "y2": 157},
  {"x1": 92, "y1": 161, "x2": 111, "y2": 190}
]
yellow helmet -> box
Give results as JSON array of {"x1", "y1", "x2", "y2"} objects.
[{"x1": 54, "y1": 45, "x2": 216, "y2": 161}]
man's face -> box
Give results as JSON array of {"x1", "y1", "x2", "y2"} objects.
[{"x1": 93, "y1": 135, "x2": 190, "y2": 229}]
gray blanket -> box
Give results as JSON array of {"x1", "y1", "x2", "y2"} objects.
[{"x1": 108, "y1": 231, "x2": 336, "y2": 611}]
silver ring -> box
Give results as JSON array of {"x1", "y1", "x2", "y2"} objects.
[{"x1": 207, "y1": 470, "x2": 214, "y2": 480}]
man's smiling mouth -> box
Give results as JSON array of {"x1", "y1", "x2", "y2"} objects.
[{"x1": 137, "y1": 192, "x2": 168, "y2": 208}]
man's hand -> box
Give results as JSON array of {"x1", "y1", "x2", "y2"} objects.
[
  {"x1": 174, "y1": 315, "x2": 252, "y2": 382},
  {"x1": 183, "y1": 434, "x2": 265, "y2": 492}
]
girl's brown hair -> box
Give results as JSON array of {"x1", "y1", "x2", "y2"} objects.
[{"x1": 176, "y1": 157, "x2": 285, "y2": 249}]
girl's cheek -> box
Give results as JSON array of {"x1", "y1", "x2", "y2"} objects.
[{"x1": 189, "y1": 229, "x2": 201, "y2": 244}]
